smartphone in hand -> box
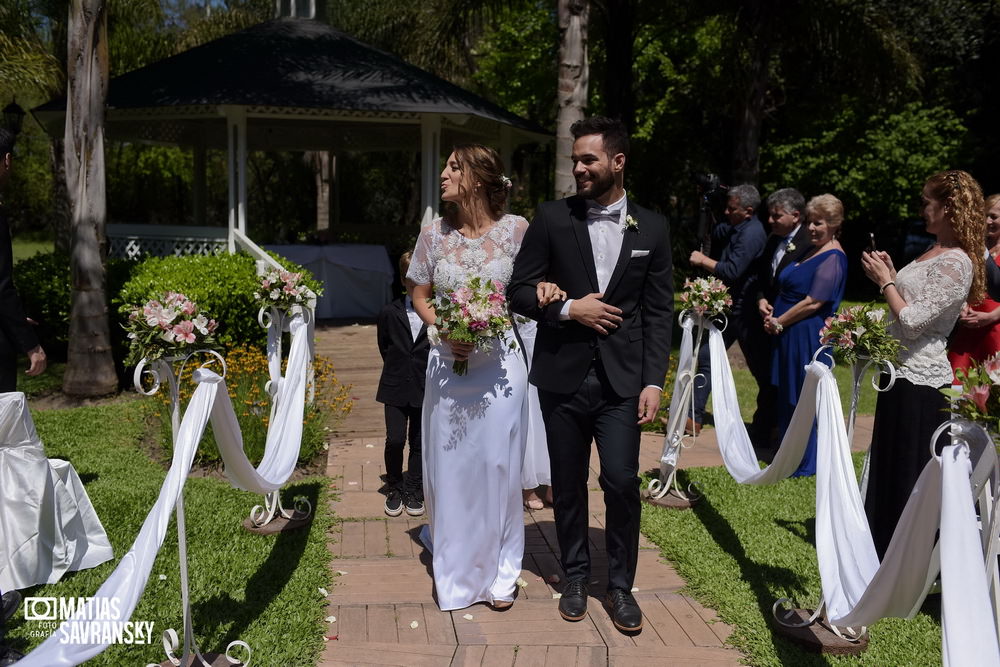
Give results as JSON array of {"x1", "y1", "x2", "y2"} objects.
[{"x1": 867, "y1": 232, "x2": 877, "y2": 253}]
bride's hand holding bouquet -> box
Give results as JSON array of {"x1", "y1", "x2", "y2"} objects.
[{"x1": 427, "y1": 277, "x2": 515, "y2": 376}]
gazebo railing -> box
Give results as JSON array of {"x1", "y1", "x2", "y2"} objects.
[{"x1": 107, "y1": 223, "x2": 227, "y2": 259}]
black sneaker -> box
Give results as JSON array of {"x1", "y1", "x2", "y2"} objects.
[
  {"x1": 404, "y1": 494, "x2": 425, "y2": 517},
  {"x1": 384, "y1": 489, "x2": 403, "y2": 517},
  {"x1": 0, "y1": 645, "x2": 23, "y2": 666},
  {"x1": 1, "y1": 591, "x2": 21, "y2": 625}
]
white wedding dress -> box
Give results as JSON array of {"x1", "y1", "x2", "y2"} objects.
[
  {"x1": 408, "y1": 214, "x2": 528, "y2": 610},
  {"x1": 515, "y1": 319, "x2": 551, "y2": 490}
]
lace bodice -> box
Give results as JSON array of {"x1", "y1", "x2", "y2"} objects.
[
  {"x1": 407, "y1": 214, "x2": 529, "y2": 297},
  {"x1": 889, "y1": 249, "x2": 972, "y2": 386}
]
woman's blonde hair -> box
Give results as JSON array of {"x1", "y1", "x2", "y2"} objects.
[
  {"x1": 924, "y1": 170, "x2": 986, "y2": 303},
  {"x1": 805, "y1": 194, "x2": 844, "y2": 237}
]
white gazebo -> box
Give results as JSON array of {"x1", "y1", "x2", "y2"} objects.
[{"x1": 33, "y1": 16, "x2": 550, "y2": 258}]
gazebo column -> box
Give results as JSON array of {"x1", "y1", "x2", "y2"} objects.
[
  {"x1": 192, "y1": 143, "x2": 207, "y2": 226},
  {"x1": 420, "y1": 114, "x2": 441, "y2": 225},
  {"x1": 225, "y1": 107, "x2": 249, "y2": 252}
]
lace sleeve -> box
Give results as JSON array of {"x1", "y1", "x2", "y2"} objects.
[
  {"x1": 808, "y1": 252, "x2": 846, "y2": 302},
  {"x1": 510, "y1": 215, "x2": 530, "y2": 255},
  {"x1": 896, "y1": 253, "x2": 971, "y2": 340},
  {"x1": 406, "y1": 220, "x2": 437, "y2": 286}
]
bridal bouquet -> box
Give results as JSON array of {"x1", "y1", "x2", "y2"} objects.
[
  {"x1": 944, "y1": 353, "x2": 1000, "y2": 439},
  {"x1": 254, "y1": 269, "x2": 320, "y2": 311},
  {"x1": 123, "y1": 292, "x2": 218, "y2": 366},
  {"x1": 818, "y1": 302, "x2": 901, "y2": 366},
  {"x1": 429, "y1": 277, "x2": 513, "y2": 376},
  {"x1": 679, "y1": 276, "x2": 732, "y2": 318}
]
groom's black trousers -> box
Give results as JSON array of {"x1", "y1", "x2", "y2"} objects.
[{"x1": 537, "y1": 359, "x2": 641, "y2": 593}]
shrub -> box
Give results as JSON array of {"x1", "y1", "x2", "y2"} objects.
[
  {"x1": 117, "y1": 251, "x2": 321, "y2": 354},
  {"x1": 143, "y1": 346, "x2": 353, "y2": 467},
  {"x1": 14, "y1": 252, "x2": 135, "y2": 362}
]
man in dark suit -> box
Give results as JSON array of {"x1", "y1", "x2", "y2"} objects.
[
  {"x1": 0, "y1": 128, "x2": 45, "y2": 394},
  {"x1": 751, "y1": 187, "x2": 812, "y2": 449},
  {"x1": 686, "y1": 184, "x2": 767, "y2": 437},
  {"x1": 508, "y1": 117, "x2": 673, "y2": 633},
  {"x1": 375, "y1": 251, "x2": 429, "y2": 518}
]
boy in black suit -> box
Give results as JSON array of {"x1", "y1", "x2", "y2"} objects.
[{"x1": 376, "y1": 251, "x2": 429, "y2": 517}]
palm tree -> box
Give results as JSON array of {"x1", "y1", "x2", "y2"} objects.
[
  {"x1": 556, "y1": 0, "x2": 589, "y2": 199},
  {"x1": 62, "y1": 0, "x2": 117, "y2": 396}
]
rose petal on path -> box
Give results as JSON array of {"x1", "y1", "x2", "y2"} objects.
[
  {"x1": 318, "y1": 587, "x2": 329, "y2": 597},
  {"x1": 462, "y1": 614, "x2": 474, "y2": 620},
  {"x1": 409, "y1": 620, "x2": 419, "y2": 629},
  {"x1": 325, "y1": 616, "x2": 337, "y2": 623}
]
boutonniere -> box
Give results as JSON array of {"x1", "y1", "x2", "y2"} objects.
[
  {"x1": 624, "y1": 214, "x2": 639, "y2": 232},
  {"x1": 786, "y1": 241, "x2": 796, "y2": 252}
]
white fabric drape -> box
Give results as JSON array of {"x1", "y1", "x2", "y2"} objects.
[
  {"x1": 18, "y1": 373, "x2": 218, "y2": 666},
  {"x1": 0, "y1": 392, "x2": 113, "y2": 592},
  {"x1": 19, "y1": 313, "x2": 313, "y2": 666}
]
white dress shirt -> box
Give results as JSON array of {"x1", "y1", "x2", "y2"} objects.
[
  {"x1": 772, "y1": 224, "x2": 801, "y2": 276},
  {"x1": 560, "y1": 191, "x2": 629, "y2": 319},
  {"x1": 404, "y1": 296, "x2": 423, "y2": 342}
]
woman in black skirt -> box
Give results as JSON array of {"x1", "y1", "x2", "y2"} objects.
[{"x1": 860, "y1": 169, "x2": 986, "y2": 558}]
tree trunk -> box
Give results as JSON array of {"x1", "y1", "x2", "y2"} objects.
[
  {"x1": 600, "y1": 0, "x2": 635, "y2": 133},
  {"x1": 555, "y1": 0, "x2": 589, "y2": 199},
  {"x1": 63, "y1": 0, "x2": 117, "y2": 396},
  {"x1": 731, "y1": 0, "x2": 772, "y2": 185},
  {"x1": 49, "y1": 138, "x2": 72, "y2": 254},
  {"x1": 311, "y1": 150, "x2": 331, "y2": 232}
]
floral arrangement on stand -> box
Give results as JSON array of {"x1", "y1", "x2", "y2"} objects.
[
  {"x1": 944, "y1": 352, "x2": 1000, "y2": 441},
  {"x1": 254, "y1": 269, "x2": 320, "y2": 312},
  {"x1": 428, "y1": 276, "x2": 514, "y2": 376},
  {"x1": 123, "y1": 292, "x2": 218, "y2": 367},
  {"x1": 679, "y1": 276, "x2": 732, "y2": 319},
  {"x1": 818, "y1": 302, "x2": 902, "y2": 366}
]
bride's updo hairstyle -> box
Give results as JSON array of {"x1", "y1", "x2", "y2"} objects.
[
  {"x1": 450, "y1": 143, "x2": 511, "y2": 221},
  {"x1": 925, "y1": 169, "x2": 986, "y2": 304}
]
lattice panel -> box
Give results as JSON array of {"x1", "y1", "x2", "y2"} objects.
[{"x1": 109, "y1": 235, "x2": 227, "y2": 260}]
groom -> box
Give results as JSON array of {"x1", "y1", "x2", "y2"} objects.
[{"x1": 509, "y1": 117, "x2": 673, "y2": 632}]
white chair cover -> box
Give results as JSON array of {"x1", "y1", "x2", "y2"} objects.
[{"x1": 0, "y1": 392, "x2": 113, "y2": 592}]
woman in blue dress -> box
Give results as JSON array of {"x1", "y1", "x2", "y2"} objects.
[{"x1": 762, "y1": 194, "x2": 848, "y2": 476}]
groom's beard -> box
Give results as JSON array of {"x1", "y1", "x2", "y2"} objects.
[{"x1": 576, "y1": 168, "x2": 615, "y2": 200}]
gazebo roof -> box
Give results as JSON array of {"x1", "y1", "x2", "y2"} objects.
[{"x1": 33, "y1": 17, "x2": 549, "y2": 148}]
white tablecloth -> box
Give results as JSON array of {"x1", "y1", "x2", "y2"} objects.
[{"x1": 266, "y1": 244, "x2": 395, "y2": 319}]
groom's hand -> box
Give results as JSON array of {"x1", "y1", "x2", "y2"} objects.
[
  {"x1": 637, "y1": 386, "x2": 661, "y2": 425},
  {"x1": 569, "y1": 292, "x2": 622, "y2": 334}
]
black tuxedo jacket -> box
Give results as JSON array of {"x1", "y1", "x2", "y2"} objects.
[
  {"x1": 0, "y1": 206, "x2": 38, "y2": 361},
  {"x1": 375, "y1": 296, "x2": 429, "y2": 408},
  {"x1": 508, "y1": 196, "x2": 673, "y2": 397},
  {"x1": 754, "y1": 224, "x2": 813, "y2": 305}
]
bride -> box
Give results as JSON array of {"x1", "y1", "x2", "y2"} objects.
[{"x1": 408, "y1": 144, "x2": 561, "y2": 610}]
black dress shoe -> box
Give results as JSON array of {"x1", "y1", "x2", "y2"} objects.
[
  {"x1": 1, "y1": 591, "x2": 21, "y2": 625},
  {"x1": 604, "y1": 588, "x2": 643, "y2": 632},
  {"x1": 558, "y1": 578, "x2": 589, "y2": 621}
]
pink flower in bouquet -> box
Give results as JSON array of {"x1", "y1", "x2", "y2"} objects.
[
  {"x1": 984, "y1": 354, "x2": 1000, "y2": 385},
  {"x1": 965, "y1": 384, "x2": 991, "y2": 414},
  {"x1": 488, "y1": 301, "x2": 505, "y2": 318},
  {"x1": 487, "y1": 291, "x2": 505, "y2": 304},
  {"x1": 181, "y1": 300, "x2": 197, "y2": 316},
  {"x1": 453, "y1": 286, "x2": 474, "y2": 304},
  {"x1": 492, "y1": 279, "x2": 504, "y2": 292},
  {"x1": 172, "y1": 320, "x2": 197, "y2": 344},
  {"x1": 838, "y1": 332, "x2": 856, "y2": 348},
  {"x1": 470, "y1": 320, "x2": 489, "y2": 332}
]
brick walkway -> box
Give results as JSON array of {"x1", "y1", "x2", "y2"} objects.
[{"x1": 314, "y1": 321, "x2": 875, "y2": 666}]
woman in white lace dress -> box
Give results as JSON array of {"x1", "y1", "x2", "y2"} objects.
[
  {"x1": 861, "y1": 169, "x2": 986, "y2": 558},
  {"x1": 407, "y1": 145, "x2": 561, "y2": 610}
]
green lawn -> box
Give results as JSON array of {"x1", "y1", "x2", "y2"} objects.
[
  {"x1": 641, "y1": 458, "x2": 941, "y2": 666},
  {"x1": 3, "y1": 400, "x2": 334, "y2": 665},
  {"x1": 12, "y1": 239, "x2": 53, "y2": 264}
]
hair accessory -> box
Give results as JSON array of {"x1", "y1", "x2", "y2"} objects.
[{"x1": 500, "y1": 175, "x2": 513, "y2": 190}]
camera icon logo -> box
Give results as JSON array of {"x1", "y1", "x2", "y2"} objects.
[{"x1": 23, "y1": 597, "x2": 58, "y2": 621}]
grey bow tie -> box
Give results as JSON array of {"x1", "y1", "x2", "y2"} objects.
[{"x1": 587, "y1": 207, "x2": 620, "y2": 218}]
